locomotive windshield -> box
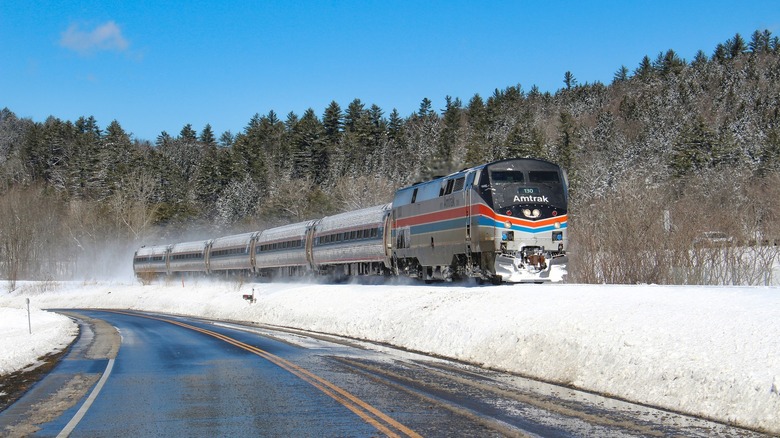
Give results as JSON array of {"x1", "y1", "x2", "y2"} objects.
[
  {"x1": 491, "y1": 170, "x2": 524, "y2": 183},
  {"x1": 479, "y1": 159, "x2": 567, "y2": 217}
]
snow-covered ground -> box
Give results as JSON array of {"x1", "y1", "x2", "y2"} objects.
[
  {"x1": 1, "y1": 279, "x2": 779, "y2": 434},
  {"x1": 0, "y1": 306, "x2": 77, "y2": 378}
]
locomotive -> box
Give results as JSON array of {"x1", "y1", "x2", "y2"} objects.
[{"x1": 133, "y1": 158, "x2": 568, "y2": 283}]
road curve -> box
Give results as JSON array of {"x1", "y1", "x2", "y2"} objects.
[{"x1": 0, "y1": 310, "x2": 771, "y2": 437}]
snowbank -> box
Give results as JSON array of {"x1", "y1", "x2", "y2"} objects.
[
  {"x1": 1, "y1": 280, "x2": 778, "y2": 433},
  {"x1": 0, "y1": 306, "x2": 77, "y2": 376}
]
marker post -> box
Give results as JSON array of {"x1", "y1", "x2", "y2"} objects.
[{"x1": 26, "y1": 298, "x2": 31, "y2": 334}]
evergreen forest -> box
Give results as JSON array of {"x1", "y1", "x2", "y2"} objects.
[{"x1": 2, "y1": 29, "x2": 780, "y2": 285}]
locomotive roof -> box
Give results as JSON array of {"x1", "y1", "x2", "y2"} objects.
[
  {"x1": 407, "y1": 158, "x2": 561, "y2": 187},
  {"x1": 485, "y1": 157, "x2": 561, "y2": 171}
]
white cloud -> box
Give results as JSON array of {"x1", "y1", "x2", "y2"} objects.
[{"x1": 60, "y1": 21, "x2": 129, "y2": 55}]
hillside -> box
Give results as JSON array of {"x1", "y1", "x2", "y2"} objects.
[{"x1": 1, "y1": 30, "x2": 779, "y2": 285}]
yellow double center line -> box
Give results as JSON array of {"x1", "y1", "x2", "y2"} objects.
[{"x1": 110, "y1": 311, "x2": 421, "y2": 438}]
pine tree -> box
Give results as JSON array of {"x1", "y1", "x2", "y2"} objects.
[
  {"x1": 748, "y1": 29, "x2": 773, "y2": 53},
  {"x1": 155, "y1": 131, "x2": 172, "y2": 148},
  {"x1": 418, "y1": 98, "x2": 434, "y2": 118},
  {"x1": 218, "y1": 130, "x2": 234, "y2": 148},
  {"x1": 670, "y1": 118, "x2": 719, "y2": 177},
  {"x1": 382, "y1": 108, "x2": 406, "y2": 178},
  {"x1": 147, "y1": 148, "x2": 191, "y2": 223},
  {"x1": 368, "y1": 104, "x2": 387, "y2": 148},
  {"x1": 465, "y1": 93, "x2": 487, "y2": 166},
  {"x1": 556, "y1": 111, "x2": 576, "y2": 171},
  {"x1": 341, "y1": 99, "x2": 374, "y2": 173},
  {"x1": 438, "y1": 96, "x2": 462, "y2": 167},
  {"x1": 505, "y1": 115, "x2": 543, "y2": 159},
  {"x1": 727, "y1": 33, "x2": 747, "y2": 58},
  {"x1": 160, "y1": 125, "x2": 202, "y2": 187},
  {"x1": 0, "y1": 109, "x2": 27, "y2": 180},
  {"x1": 563, "y1": 71, "x2": 577, "y2": 89},
  {"x1": 75, "y1": 116, "x2": 102, "y2": 138},
  {"x1": 757, "y1": 129, "x2": 780, "y2": 176},
  {"x1": 262, "y1": 110, "x2": 285, "y2": 164},
  {"x1": 179, "y1": 124, "x2": 197, "y2": 141},
  {"x1": 634, "y1": 55, "x2": 654, "y2": 79},
  {"x1": 67, "y1": 117, "x2": 102, "y2": 198},
  {"x1": 290, "y1": 108, "x2": 324, "y2": 181},
  {"x1": 231, "y1": 113, "x2": 270, "y2": 184},
  {"x1": 387, "y1": 109, "x2": 404, "y2": 141},
  {"x1": 656, "y1": 49, "x2": 685, "y2": 75},
  {"x1": 344, "y1": 99, "x2": 366, "y2": 133},
  {"x1": 279, "y1": 111, "x2": 299, "y2": 167},
  {"x1": 199, "y1": 124, "x2": 216, "y2": 147},
  {"x1": 612, "y1": 65, "x2": 629, "y2": 83},
  {"x1": 691, "y1": 50, "x2": 709, "y2": 68},
  {"x1": 193, "y1": 143, "x2": 223, "y2": 214},
  {"x1": 100, "y1": 120, "x2": 135, "y2": 199},
  {"x1": 713, "y1": 43, "x2": 729, "y2": 63},
  {"x1": 322, "y1": 101, "x2": 343, "y2": 145}
]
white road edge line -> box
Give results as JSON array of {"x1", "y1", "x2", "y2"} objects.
[{"x1": 56, "y1": 358, "x2": 115, "y2": 438}]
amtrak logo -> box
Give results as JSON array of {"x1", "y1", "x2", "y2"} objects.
[{"x1": 514, "y1": 195, "x2": 549, "y2": 203}]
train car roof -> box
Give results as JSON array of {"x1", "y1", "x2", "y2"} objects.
[
  {"x1": 169, "y1": 240, "x2": 210, "y2": 254},
  {"x1": 210, "y1": 231, "x2": 259, "y2": 249},
  {"x1": 135, "y1": 245, "x2": 169, "y2": 257},
  {"x1": 256, "y1": 220, "x2": 315, "y2": 242},
  {"x1": 315, "y1": 204, "x2": 391, "y2": 234}
]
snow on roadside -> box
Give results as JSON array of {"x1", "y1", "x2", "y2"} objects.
[
  {"x1": 0, "y1": 280, "x2": 778, "y2": 434},
  {"x1": 0, "y1": 306, "x2": 77, "y2": 376}
]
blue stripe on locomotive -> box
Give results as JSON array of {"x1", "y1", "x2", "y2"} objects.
[{"x1": 396, "y1": 216, "x2": 567, "y2": 236}]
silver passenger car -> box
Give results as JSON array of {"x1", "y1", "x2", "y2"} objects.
[
  {"x1": 168, "y1": 240, "x2": 211, "y2": 274},
  {"x1": 208, "y1": 231, "x2": 259, "y2": 275},
  {"x1": 133, "y1": 244, "x2": 170, "y2": 276},
  {"x1": 311, "y1": 204, "x2": 392, "y2": 276},
  {"x1": 255, "y1": 221, "x2": 314, "y2": 276}
]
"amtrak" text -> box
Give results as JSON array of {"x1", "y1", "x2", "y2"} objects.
[{"x1": 514, "y1": 195, "x2": 549, "y2": 203}]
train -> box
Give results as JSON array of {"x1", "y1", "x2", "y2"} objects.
[{"x1": 133, "y1": 158, "x2": 569, "y2": 284}]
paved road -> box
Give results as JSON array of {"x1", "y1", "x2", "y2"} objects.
[{"x1": 0, "y1": 310, "x2": 770, "y2": 437}]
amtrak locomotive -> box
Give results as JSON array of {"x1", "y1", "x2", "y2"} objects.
[{"x1": 134, "y1": 158, "x2": 568, "y2": 283}]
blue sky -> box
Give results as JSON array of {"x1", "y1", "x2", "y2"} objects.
[{"x1": 1, "y1": 1, "x2": 777, "y2": 142}]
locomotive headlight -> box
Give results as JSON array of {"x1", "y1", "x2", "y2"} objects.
[
  {"x1": 522, "y1": 209, "x2": 541, "y2": 219},
  {"x1": 554, "y1": 222, "x2": 561, "y2": 229},
  {"x1": 504, "y1": 221, "x2": 512, "y2": 229}
]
